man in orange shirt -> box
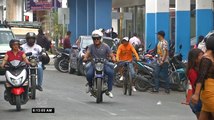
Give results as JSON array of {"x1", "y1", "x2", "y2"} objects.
[{"x1": 116, "y1": 37, "x2": 140, "y2": 92}]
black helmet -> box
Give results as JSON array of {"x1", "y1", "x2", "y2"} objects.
[
  {"x1": 9, "y1": 39, "x2": 20, "y2": 48},
  {"x1": 205, "y1": 31, "x2": 214, "y2": 51},
  {"x1": 26, "y1": 32, "x2": 36, "y2": 40},
  {"x1": 26, "y1": 32, "x2": 36, "y2": 46},
  {"x1": 40, "y1": 52, "x2": 50, "y2": 65}
]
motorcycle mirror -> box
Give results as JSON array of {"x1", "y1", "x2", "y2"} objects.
[
  {"x1": 26, "y1": 52, "x2": 32, "y2": 56},
  {"x1": 72, "y1": 44, "x2": 78, "y2": 49},
  {"x1": 42, "y1": 48, "x2": 46, "y2": 51}
]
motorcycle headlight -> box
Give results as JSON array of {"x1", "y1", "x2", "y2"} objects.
[
  {"x1": 30, "y1": 59, "x2": 37, "y2": 67},
  {"x1": 95, "y1": 63, "x2": 104, "y2": 71},
  {"x1": 10, "y1": 77, "x2": 23, "y2": 86}
]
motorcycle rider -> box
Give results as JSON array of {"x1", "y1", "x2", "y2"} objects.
[
  {"x1": 21, "y1": 32, "x2": 44, "y2": 91},
  {"x1": 83, "y1": 30, "x2": 116, "y2": 98},
  {"x1": 152, "y1": 30, "x2": 170, "y2": 94},
  {"x1": 1, "y1": 39, "x2": 30, "y2": 68},
  {"x1": 116, "y1": 37, "x2": 140, "y2": 92},
  {"x1": 1, "y1": 39, "x2": 30, "y2": 101}
]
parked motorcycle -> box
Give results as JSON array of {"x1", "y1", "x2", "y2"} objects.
[
  {"x1": 85, "y1": 58, "x2": 109, "y2": 103},
  {"x1": 54, "y1": 48, "x2": 69, "y2": 73},
  {"x1": 135, "y1": 45, "x2": 187, "y2": 92},
  {"x1": 4, "y1": 60, "x2": 29, "y2": 111}
]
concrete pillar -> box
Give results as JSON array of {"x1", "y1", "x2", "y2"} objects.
[
  {"x1": 68, "y1": 0, "x2": 112, "y2": 44},
  {"x1": 94, "y1": 0, "x2": 112, "y2": 29},
  {"x1": 68, "y1": 0, "x2": 77, "y2": 44},
  {"x1": 155, "y1": 0, "x2": 170, "y2": 43},
  {"x1": 175, "y1": 0, "x2": 190, "y2": 60},
  {"x1": 145, "y1": 0, "x2": 156, "y2": 50},
  {"x1": 87, "y1": 0, "x2": 95, "y2": 35},
  {"x1": 196, "y1": 0, "x2": 213, "y2": 39},
  {"x1": 6, "y1": 0, "x2": 23, "y2": 21}
]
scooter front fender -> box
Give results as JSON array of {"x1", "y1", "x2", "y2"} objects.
[{"x1": 11, "y1": 87, "x2": 25, "y2": 95}]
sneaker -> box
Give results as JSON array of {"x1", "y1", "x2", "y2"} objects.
[
  {"x1": 132, "y1": 86, "x2": 137, "y2": 92},
  {"x1": 86, "y1": 86, "x2": 92, "y2": 93},
  {"x1": 106, "y1": 91, "x2": 114, "y2": 98},
  {"x1": 151, "y1": 88, "x2": 159, "y2": 93},
  {"x1": 119, "y1": 76, "x2": 124, "y2": 81},
  {"x1": 36, "y1": 85, "x2": 43, "y2": 91},
  {"x1": 165, "y1": 89, "x2": 170, "y2": 94}
]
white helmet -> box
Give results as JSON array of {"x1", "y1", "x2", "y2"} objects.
[
  {"x1": 122, "y1": 37, "x2": 129, "y2": 42},
  {"x1": 92, "y1": 30, "x2": 103, "y2": 42}
]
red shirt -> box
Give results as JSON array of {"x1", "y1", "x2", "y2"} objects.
[
  {"x1": 187, "y1": 68, "x2": 198, "y2": 93},
  {"x1": 63, "y1": 37, "x2": 71, "y2": 49},
  {"x1": 6, "y1": 50, "x2": 24, "y2": 62}
]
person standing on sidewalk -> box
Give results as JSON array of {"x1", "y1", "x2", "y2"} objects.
[
  {"x1": 187, "y1": 49, "x2": 204, "y2": 119},
  {"x1": 63, "y1": 31, "x2": 72, "y2": 53},
  {"x1": 191, "y1": 32, "x2": 214, "y2": 120},
  {"x1": 152, "y1": 31, "x2": 170, "y2": 94}
]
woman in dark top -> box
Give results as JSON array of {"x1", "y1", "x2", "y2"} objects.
[{"x1": 191, "y1": 32, "x2": 214, "y2": 120}]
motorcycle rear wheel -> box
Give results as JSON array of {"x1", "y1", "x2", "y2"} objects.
[{"x1": 135, "y1": 75, "x2": 150, "y2": 92}]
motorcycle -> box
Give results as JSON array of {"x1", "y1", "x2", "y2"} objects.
[
  {"x1": 27, "y1": 52, "x2": 38, "y2": 99},
  {"x1": 85, "y1": 58, "x2": 109, "y2": 103},
  {"x1": 135, "y1": 45, "x2": 187, "y2": 92},
  {"x1": 54, "y1": 48, "x2": 69, "y2": 73},
  {"x1": 4, "y1": 60, "x2": 29, "y2": 111}
]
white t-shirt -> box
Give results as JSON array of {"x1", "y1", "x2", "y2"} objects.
[
  {"x1": 21, "y1": 43, "x2": 42, "y2": 57},
  {"x1": 129, "y1": 36, "x2": 141, "y2": 46}
]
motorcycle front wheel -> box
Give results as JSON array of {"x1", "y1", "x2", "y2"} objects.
[
  {"x1": 30, "y1": 76, "x2": 36, "y2": 99},
  {"x1": 16, "y1": 95, "x2": 21, "y2": 111},
  {"x1": 96, "y1": 78, "x2": 103, "y2": 103},
  {"x1": 54, "y1": 57, "x2": 68, "y2": 73}
]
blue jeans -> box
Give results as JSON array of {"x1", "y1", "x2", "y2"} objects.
[
  {"x1": 154, "y1": 62, "x2": 170, "y2": 90},
  {"x1": 128, "y1": 62, "x2": 136, "y2": 79},
  {"x1": 37, "y1": 62, "x2": 43, "y2": 87},
  {"x1": 86, "y1": 62, "x2": 114, "y2": 91}
]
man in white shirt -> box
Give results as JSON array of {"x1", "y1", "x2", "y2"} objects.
[
  {"x1": 21, "y1": 32, "x2": 44, "y2": 91},
  {"x1": 129, "y1": 33, "x2": 141, "y2": 46}
]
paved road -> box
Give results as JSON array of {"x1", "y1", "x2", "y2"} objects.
[{"x1": 0, "y1": 63, "x2": 195, "y2": 120}]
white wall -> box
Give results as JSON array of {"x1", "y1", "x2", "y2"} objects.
[
  {"x1": 24, "y1": 11, "x2": 33, "y2": 22},
  {"x1": 61, "y1": 0, "x2": 67, "y2": 8}
]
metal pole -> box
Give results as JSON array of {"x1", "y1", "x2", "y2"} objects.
[
  {"x1": 54, "y1": 0, "x2": 57, "y2": 12},
  {"x1": 21, "y1": 0, "x2": 24, "y2": 21},
  {"x1": 63, "y1": 14, "x2": 65, "y2": 37}
]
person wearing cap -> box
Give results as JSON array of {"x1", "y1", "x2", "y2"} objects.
[
  {"x1": 1, "y1": 39, "x2": 30, "y2": 68},
  {"x1": 116, "y1": 37, "x2": 140, "y2": 92},
  {"x1": 83, "y1": 30, "x2": 116, "y2": 98},
  {"x1": 152, "y1": 30, "x2": 170, "y2": 94},
  {"x1": 191, "y1": 31, "x2": 214, "y2": 120}
]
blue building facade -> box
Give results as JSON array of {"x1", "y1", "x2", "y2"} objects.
[
  {"x1": 67, "y1": 0, "x2": 112, "y2": 44},
  {"x1": 68, "y1": 0, "x2": 214, "y2": 60}
]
